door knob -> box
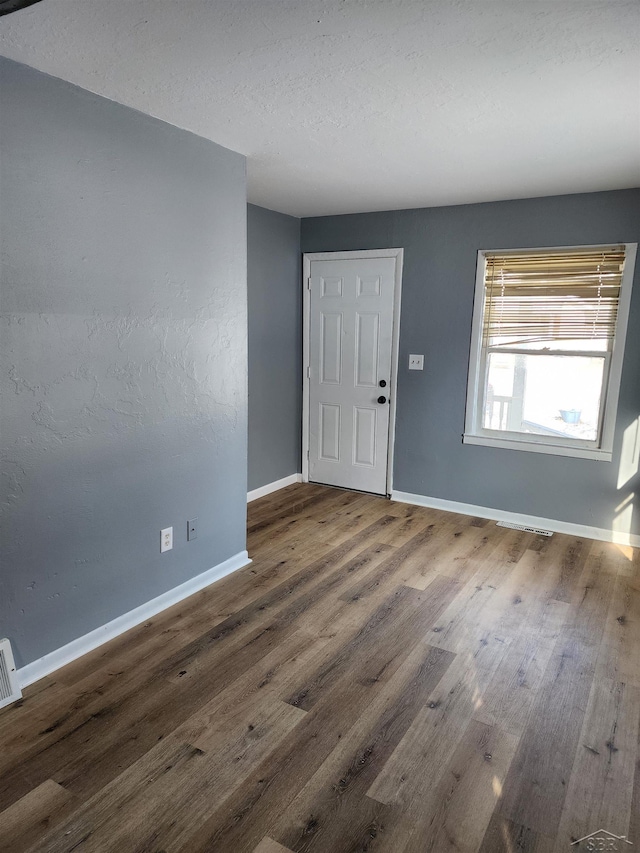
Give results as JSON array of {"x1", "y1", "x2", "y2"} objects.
[
  {"x1": 377, "y1": 396, "x2": 387, "y2": 404},
  {"x1": 379, "y1": 380, "x2": 387, "y2": 388}
]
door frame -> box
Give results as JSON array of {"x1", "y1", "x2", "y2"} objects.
[{"x1": 302, "y1": 248, "x2": 404, "y2": 495}]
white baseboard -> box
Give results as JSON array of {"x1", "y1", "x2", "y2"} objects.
[
  {"x1": 391, "y1": 491, "x2": 640, "y2": 548},
  {"x1": 247, "y1": 473, "x2": 302, "y2": 503},
  {"x1": 18, "y1": 550, "x2": 251, "y2": 689}
]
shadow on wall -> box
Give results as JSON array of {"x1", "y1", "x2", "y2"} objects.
[{"x1": 613, "y1": 415, "x2": 639, "y2": 557}]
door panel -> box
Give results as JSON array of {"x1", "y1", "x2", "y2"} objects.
[
  {"x1": 357, "y1": 274, "x2": 381, "y2": 297},
  {"x1": 353, "y1": 406, "x2": 377, "y2": 467},
  {"x1": 321, "y1": 275, "x2": 343, "y2": 297},
  {"x1": 320, "y1": 313, "x2": 342, "y2": 384},
  {"x1": 307, "y1": 255, "x2": 397, "y2": 494},
  {"x1": 355, "y1": 313, "x2": 379, "y2": 387},
  {"x1": 319, "y1": 404, "x2": 341, "y2": 461}
]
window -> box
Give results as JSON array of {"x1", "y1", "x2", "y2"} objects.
[{"x1": 464, "y1": 243, "x2": 636, "y2": 460}]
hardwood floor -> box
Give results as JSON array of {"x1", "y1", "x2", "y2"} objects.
[{"x1": 1, "y1": 483, "x2": 639, "y2": 853}]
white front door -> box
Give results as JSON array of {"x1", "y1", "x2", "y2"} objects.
[{"x1": 305, "y1": 252, "x2": 400, "y2": 495}]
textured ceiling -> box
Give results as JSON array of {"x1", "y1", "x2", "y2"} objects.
[{"x1": 1, "y1": 0, "x2": 639, "y2": 217}]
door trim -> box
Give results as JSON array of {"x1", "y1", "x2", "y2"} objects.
[{"x1": 302, "y1": 248, "x2": 404, "y2": 495}]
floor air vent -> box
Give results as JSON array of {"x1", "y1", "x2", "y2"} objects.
[
  {"x1": 497, "y1": 521, "x2": 554, "y2": 537},
  {"x1": 0, "y1": 639, "x2": 22, "y2": 710}
]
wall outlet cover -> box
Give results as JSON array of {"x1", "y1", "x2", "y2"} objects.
[
  {"x1": 160, "y1": 526, "x2": 173, "y2": 553},
  {"x1": 409, "y1": 354, "x2": 424, "y2": 370}
]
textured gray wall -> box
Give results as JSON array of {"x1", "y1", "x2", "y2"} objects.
[
  {"x1": 302, "y1": 189, "x2": 640, "y2": 534},
  {"x1": 247, "y1": 204, "x2": 301, "y2": 491},
  {"x1": 0, "y1": 58, "x2": 248, "y2": 668}
]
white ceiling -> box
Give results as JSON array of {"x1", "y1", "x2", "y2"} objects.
[{"x1": 1, "y1": 0, "x2": 639, "y2": 217}]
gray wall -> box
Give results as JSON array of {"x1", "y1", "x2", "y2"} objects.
[
  {"x1": 247, "y1": 204, "x2": 301, "y2": 491},
  {"x1": 0, "y1": 58, "x2": 248, "y2": 668},
  {"x1": 302, "y1": 189, "x2": 640, "y2": 535}
]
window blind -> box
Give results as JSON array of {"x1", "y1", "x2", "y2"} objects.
[{"x1": 483, "y1": 247, "x2": 626, "y2": 346}]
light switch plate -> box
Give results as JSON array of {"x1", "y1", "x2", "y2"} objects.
[{"x1": 409, "y1": 354, "x2": 424, "y2": 370}]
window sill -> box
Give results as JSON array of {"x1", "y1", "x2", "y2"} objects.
[{"x1": 462, "y1": 432, "x2": 612, "y2": 462}]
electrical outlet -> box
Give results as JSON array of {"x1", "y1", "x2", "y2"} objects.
[
  {"x1": 160, "y1": 527, "x2": 173, "y2": 553},
  {"x1": 409, "y1": 354, "x2": 424, "y2": 370},
  {"x1": 187, "y1": 518, "x2": 198, "y2": 541}
]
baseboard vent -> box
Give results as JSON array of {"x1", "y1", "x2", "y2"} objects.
[
  {"x1": 497, "y1": 521, "x2": 554, "y2": 537},
  {"x1": 0, "y1": 639, "x2": 22, "y2": 710}
]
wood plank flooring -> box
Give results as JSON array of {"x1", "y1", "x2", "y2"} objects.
[{"x1": 1, "y1": 483, "x2": 639, "y2": 853}]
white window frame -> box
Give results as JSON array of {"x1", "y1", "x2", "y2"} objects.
[{"x1": 463, "y1": 243, "x2": 637, "y2": 461}]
